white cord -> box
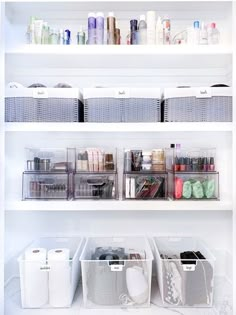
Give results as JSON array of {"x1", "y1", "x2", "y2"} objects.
[{"x1": 119, "y1": 293, "x2": 135, "y2": 306}]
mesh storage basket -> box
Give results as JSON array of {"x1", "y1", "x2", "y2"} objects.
[
  {"x1": 5, "y1": 88, "x2": 83, "y2": 122},
  {"x1": 164, "y1": 87, "x2": 232, "y2": 122},
  {"x1": 83, "y1": 87, "x2": 161, "y2": 122}
]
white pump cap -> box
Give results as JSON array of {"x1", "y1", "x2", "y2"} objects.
[
  {"x1": 96, "y1": 12, "x2": 104, "y2": 18},
  {"x1": 88, "y1": 12, "x2": 96, "y2": 18}
]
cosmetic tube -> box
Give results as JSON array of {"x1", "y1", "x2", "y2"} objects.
[
  {"x1": 96, "y1": 12, "x2": 104, "y2": 44},
  {"x1": 34, "y1": 20, "x2": 43, "y2": 44},
  {"x1": 107, "y1": 12, "x2": 116, "y2": 45},
  {"x1": 88, "y1": 12, "x2": 96, "y2": 44}
]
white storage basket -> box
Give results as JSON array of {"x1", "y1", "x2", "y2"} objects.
[
  {"x1": 83, "y1": 87, "x2": 161, "y2": 122},
  {"x1": 164, "y1": 87, "x2": 232, "y2": 122},
  {"x1": 80, "y1": 235, "x2": 153, "y2": 308},
  {"x1": 153, "y1": 236, "x2": 215, "y2": 308},
  {"x1": 18, "y1": 236, "x2": 84, "y2": 308},
  {"x1": 5, "y1": 88, "x2": 83, "y2": 122}
]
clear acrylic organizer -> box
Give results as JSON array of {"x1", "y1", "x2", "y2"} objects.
[
  {"x1": 80, "y1": 236, "x2": 153, "y2": 308},
  {"x1": 18, "y1": 236, "x2": 84, "y2": 308},
  {"x1": 74, "y1": 172, "x2": 117, "y2": 199},
  {"x1": 168, "y1": 171, "x2": 219, "y2": 200},
  {"x1": 22, "y1": 172, "x2": 69, "y2": 200},
  {"x1": 25, "y1": 148, "x2": 75, "y2": 173},
  {"x1": 153, "y1": 236, "x2": 215, "y2": 308}
]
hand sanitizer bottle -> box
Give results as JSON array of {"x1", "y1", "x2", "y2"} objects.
[
  {"x1": 193, "y1": 21, "x2": 200, "y2": 45},
  {"x1": 155, "y1": 16, "x2": 163, "y2": 45},
  {"x1": 207, "y1": 23, "x2": 220, "y2": 44},
  {"x1": 199, "y1": 22, "x2": 208, "y2": 45}
]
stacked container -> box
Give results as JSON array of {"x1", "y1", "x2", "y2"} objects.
[
  {"x1": 22, "y1": 148, "x2": 74, "y2": 200},
  {"x1": 73, "y1": 148, "x2": 118, "y2": 199},
  {"x1": 123, "y1": 148, "x2": 167, "y2": 199},
  {"x1": 166, "y1": 147, "x2": 219, "y2": 200}
]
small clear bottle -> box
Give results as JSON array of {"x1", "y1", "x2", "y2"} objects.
[
  {"x1": 155, "y1": 16, "x2": 163, "y2": 45},
  {"x1": 193, "y1": 21, "x2": 200, "y2": 45},
  {"x1": 208, "y1": 23, "x2": 220, "y2": 45},
  {"x1": 138, "y1": 15, "x2": 147, "y2": 45},
  {"x1": 50, "y1": 28, "x2": 59, "y2": 45},
  {"x1": 199, "y1": 22, "x2": 208, "y2": 45}
]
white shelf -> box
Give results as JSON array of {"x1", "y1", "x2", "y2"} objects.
[
  {"x1": 5, "y1": 200, "x2": 232, "y2": 211},
  {"x1": 6, "y1": 45, "x2": 232, "y2": 69},
  {"x1": 5, "y1": 276, "x2": 232, "y2": 315},
  {"x1": 5, "y1": 122, "x2": 233, "y2": 133}
]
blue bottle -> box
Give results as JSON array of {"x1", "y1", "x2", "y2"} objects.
[
  {"x1": 88, "y1": 12, "x2": 96, "y2": 44},
  {"x1": 96, "y1": 12, "x2": 104, "y2": 44}
]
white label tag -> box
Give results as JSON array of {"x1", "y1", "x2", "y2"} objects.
[
  {"x1": 114, "y1": 88, "x2": 130, "y2": 98},
  {"x1": 40, "y1": 265, "x2": 51, "y2": 271},
  {"x1": 110, "y1": 265, "x2": 124, "y2": 272},
  {"x1": 195, "y1": 87, "x2": 212, "y2": 98},
  {"x1": 33, "y1": 88, "x2": 48, "y2": 99},
  {"x1": 182, "y1": 264, "x2": 196, "y2": 272}
]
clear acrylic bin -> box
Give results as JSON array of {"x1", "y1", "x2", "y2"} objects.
[
  {"x1": 124, "y1": 149, "x2": 166, "y2": 173},
  {"x1": 165, "y1": 147, "x2": 216, "y2": 172},
  {"x1": 153, "y1": 236, "x2": 215, "y2": 308},
  {"x1": 76, "y1": 148, "x2": 117, "y2": 173},
  {"x1": 22, "y1": 172, "x2": 69, "y2": 200},
  {"x1": 80, "y1": 236, "x2": 153, "y2": 308},
  {"x1": 25, "y1": 148, "x2": 75, "y2": 172},
  {"x1": 124, "y1": 173, "x2": 167, "y2": 199},
  {"x1": 18, "y1": 236, "x2": 84, "y2": 308},
  {"x1": 73, "y1": 172, "x2": 117, "y2": 199},
  {"x1": 168, "y1": 171, "x2": 219, "y2": 200}
]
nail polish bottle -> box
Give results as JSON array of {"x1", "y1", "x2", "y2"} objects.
[
  {"x1": 174, "y1": 156, "x2": 180, "y2": 171},
  {"x1": 208, "y1": 157, "x2": 215, "y2": 171},
  {"x1": 179, "y1": 157, "x2": 186, "y2": 171},
  {"x1": 191, "y1": 158, "x2": 198, "y2": 172},
  {"x1": 185, "y1": 157, "x2": 191, "y2": 171},
  {"x1": 198, "y1": 157, "x2": 203, "y2": 171},
  {"x1": 203, "y1": 157, "x2": 208, "y2": 172}
]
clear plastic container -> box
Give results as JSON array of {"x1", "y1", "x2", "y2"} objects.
[
  {"x1": 25, "y1": 148, "x2": 75, "y2": 172},
  {"x1": 22, "y1": 172, "x2": 69, "y2": 200},
  {"x1": 76, "y1": 148, "x2": 117, "y2": 173},
  {"x1": 165, "y1": 147, "x2": 216, "y2": 172},
  {"x1": 168, "y1": 171, "x2": 219, "y2": 200},
  {"x1": 74, "y1": 172, "x2": 117, "y2": 199},
  {"x1": 124, "y1": 173, "x2": 167, "y2": 199},
  {"x1": 124, "y1": 148, "x2": 166, "y2": 173},
  {"x1": 80, "y1": 236, "x2": 153, "y2": 308},
  {"x1": 18, "y1": 236, "x2": 84, "y2": 308},
  {"x1": 153, "y1": 236, "x2": 215, "y2": 308}
]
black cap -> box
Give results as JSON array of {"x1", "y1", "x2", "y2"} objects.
[{"x1": 170, "y1": 144, "x2": 175, "y2": 148}]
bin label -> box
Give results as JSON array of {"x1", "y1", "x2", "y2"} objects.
[
  {"x1": 195, "y1": 87, "x2": 212, "y2": 98},
  {"x1": 33, "y1": 89, "x2": 49, "y2": 99}
]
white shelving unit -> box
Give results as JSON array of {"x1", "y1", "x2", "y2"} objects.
[{"x1": 2, "y1": 0, "x2": 234, "y2": 314}]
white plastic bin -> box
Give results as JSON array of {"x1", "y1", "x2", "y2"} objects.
[
  {"x1": 153, "y1": 236, "x2": 215, "y2": 308},
  {"x1": 5, "y1": 88, "x2": 83, "y2": 122},
  {"x1": 83, "y1": 87, "x2": 161, "y2": 122},
  {"x1": 18, "y1": 236, "x2": 84, "y2": 308},
  {"x1": 80, "y1": 236, "x2": 153, "y2": 308},
  {"x1": 164, "y1": 87, "x2": 232, "y2": 122}
]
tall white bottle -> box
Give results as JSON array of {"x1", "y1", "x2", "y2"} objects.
[
  {"x1": 138, "y1": 15, "x2": 147, "y2": 45},
  {"x1": 155, "y1": 16, "x2": 163, "y2": 45},
  {"x1": 146, "y1": 11, "x2": 156, "y2": 45}
]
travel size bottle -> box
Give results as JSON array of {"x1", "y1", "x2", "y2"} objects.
[{"x1": 138, "y1": 15, "x2": 147, "y2": 45}]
